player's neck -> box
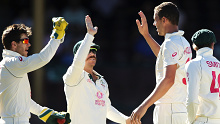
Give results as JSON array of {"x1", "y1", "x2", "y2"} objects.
[
  {"x1": 164, "y1": 25, "x2": 178, "y2": 35},
  {"x1": 84, "y1": 66, "x2": 94, "y2": 75}
]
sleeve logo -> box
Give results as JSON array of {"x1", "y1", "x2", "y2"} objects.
[
  {"x1": 18, "y1": 56, "x2": 23, "y2": 61},
  {"x1": 172, "y1": 52, "x2": 177, "y2": 57}
]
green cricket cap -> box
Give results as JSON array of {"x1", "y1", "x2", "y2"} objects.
[
  {"x1": 73, "y1": 40, "x2": 100, "y2": 54},
  {"x1": 191, "y1": 29, "x2": 217, "y2": 46}
]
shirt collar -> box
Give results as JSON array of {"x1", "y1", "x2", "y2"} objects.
[
  {"x1": 2, "y1": 49, "x2": 21, "y2": 58},
  {"x1": 196, "y1": 47, "x2": 213, "y2": 56},
  {"x1": 85, "y1": 70, "x2": 103, "y2": 79},
  {"x1": 165, "y1": 30, "x2": 184, "y2": 40}
]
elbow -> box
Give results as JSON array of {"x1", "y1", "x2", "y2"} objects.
[{"x1": 164, "y1": 76, "x2": 175, "y2": 86}]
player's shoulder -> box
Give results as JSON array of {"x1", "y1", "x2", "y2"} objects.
[{"x1": 186, "y1": 56, "x2": 202, "y2": 68}]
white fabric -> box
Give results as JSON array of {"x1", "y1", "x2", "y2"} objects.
[
  {"x1": 153, "y1": 103, "x2": 187, "y2": 124},
  {"x1": 155, "y1": 30, "x2": 192, "y2": 104},
  {"x1": 193, "y1": 117, "x2": 220, "y2": 124},
  {"x1": 0, "y1": 116, "x2": 29, "y2": 124},
  {"x1": 185, "y1": 47, "x2": 220, "y2": 123},
  {"x1": 63, "y1": 33, "x2": 127, "y2": 124},
  {"x1": 0, "y1": 38, "x2": 61, "y2": 122}
]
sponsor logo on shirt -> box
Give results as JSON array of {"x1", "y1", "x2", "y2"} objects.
[
  {"x1": 101, "y1": 80, "x2": 105, "y2": 88},
  {"x1": 172, "y1": 52, "x2": 177, "y2": 57},
  {"x1": 95, "y1": 91, "x2": 105, "y2": 106},
  {"x1": 206, "y1": 61, "x2": 220, "y2": 68},
  {"x1": 95, "y1": 99, "x2": 105, "y2": 106},
  {"x1": 87, "y1": 79, "x2": 92, "y2": 83},
  {"x1": 184, "y1": 47, "x2": 192, "y2": 54},
  {"x1": 96, "y1": 91, "x2": 103, "y2": 99},
  {"x1": 18, "y1": 56, "x2": 23, "y2": 61}
]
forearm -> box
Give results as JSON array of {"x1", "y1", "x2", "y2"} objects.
[
  {"x1": 63, "y1": 33, "x2": 94, "y2": 86},
  {"x1": 143, "y1": 33, "x2": 160, "y2": 57},
  {"x1": 37, "y1": 38, "x2": 60, "y2": 63},
  {"x1": 30, "y1": 99, "x2": 45, "y2": 116},
  {"x1": 107, "y1": 106, "x2": 128, "y2": 124},
  {"x1": 141, "y1": 77, "x2": 174, "y2": 110},
  {"x1": 186, "y1": 102, "x2": 198, "y2": 124}
]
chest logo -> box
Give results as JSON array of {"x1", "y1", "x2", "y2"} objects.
[
  {"x1": 87, "y1": 79, "x2": 92, "y2": 83},
  {"x1": 96, "y1": 91, "x2": 103, "y2": 99}
]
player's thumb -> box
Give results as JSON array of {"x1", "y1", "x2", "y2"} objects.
[{"x1": 94, "y1": 26, "x2": 98, "y2": 32}]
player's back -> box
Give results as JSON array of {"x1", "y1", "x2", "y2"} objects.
[{"x1": 196, "y1": 48, "x2": 220, "y2": 118}]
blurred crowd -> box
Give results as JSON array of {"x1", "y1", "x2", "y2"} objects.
[{"x1": 1, "y1": 0, "x2": 220, "y2": 123}]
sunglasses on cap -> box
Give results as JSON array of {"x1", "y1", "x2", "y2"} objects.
[
  {"x1": 17, "y1": 38, "x2": 29, "y2": 44},
  {"x1": 89, "y1": 47, "x2": 97, "y2": 54}
]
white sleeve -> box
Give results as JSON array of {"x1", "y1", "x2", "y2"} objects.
[
  {"x1": 63, "y1": 33, "x2": 94, "y2": 86},
  {"x1": 5, "y1": 39, "x2": 61, "y2": 77},
  {"x1": 30, "y1": 99, "x2": 45, "y2": 116},
  {"x1": 185, "y1": 61, "x2": 201, "y2": 123},
  {"x1": 163, "y1": 41, "x2": 179, "y2": 67},
  {"x1": 106, "y1": 89, "x2": 128, "y2": 124}
]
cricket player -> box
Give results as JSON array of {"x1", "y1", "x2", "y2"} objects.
[
  {"x1": 185, "y1": 29, "x2": 220, "y2": 124},
  {"x1": 130, "y1": 2, "x2": 192, "y2": 124},
  {"x1": 0, "y1": 17, "x2": 70, "y2": 124},
  {"x1": 63, "y1": 15, "x2": 131, "y2": 124}
]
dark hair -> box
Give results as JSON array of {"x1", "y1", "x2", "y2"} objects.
[
  {"x1": 154, "y1": 2, "x2": 179, "y2": 25},
  {"x1": 2, "y1": 24, "x2": 32, "y2": 49},
  {"x1": 194, "y1": 43, "x2": 213, "y2": 50}
]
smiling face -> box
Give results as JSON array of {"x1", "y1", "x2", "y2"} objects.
[{"x1": 14, "y1": 33, "x2": 31, "y2": 57}]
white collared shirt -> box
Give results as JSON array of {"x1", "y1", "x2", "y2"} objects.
[
  {"x1": 185, "y1": 47, "x2": 220, "y2": 123},
  {"x1": 63, "y1": 33, "x2": 128, "y2": 124},
  {"x1": 0, "y1": 38, "x2": 61, "y2": 118},
  {"x1": 155, "y1": 30, "x2": 192, "y2": 104}
]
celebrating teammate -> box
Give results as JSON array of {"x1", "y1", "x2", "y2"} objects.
[
  {"x1": 130, "y1": 2, "x2": 192, "y2": 124},
  {"x1": 63, "y1": 15, "x2": 131, "y2": 124},
  {"x1": 0, "y1": 18, "x2": 70, "y2": 123},
  {"x1": 185, "y1": 29, "x2": 220, "y2": 124}
]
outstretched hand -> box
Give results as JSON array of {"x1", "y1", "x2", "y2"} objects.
[
  {"x1": 85, "y1": 15, "x2": 98, "y2": 36},
  {"x1": 130, "y1": 106, "x2": 147, "y2": 124},
  {"x1": 136, "y1": 11, "x2": 150, "y2": 37}
]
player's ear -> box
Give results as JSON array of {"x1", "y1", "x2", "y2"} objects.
[
  {"x1": 11, "y1": 41, "x2": 17, "y2": 50},
  {"x1": 162, "y1": 17, "x2": 166, "y2": 23}
]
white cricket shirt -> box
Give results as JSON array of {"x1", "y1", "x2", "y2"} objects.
[
  {"x1": 155, "y1": 30, "x2": 192, "y2": 104},
  {"x1": 63, "y1": 33, "x2": 128, "y2": 124},
  {"x1": 185, "y1": 47, "x2": 220, "y2": 123},
  {"x1": 0, "y1": 38, "x2": 62, "y2": 119}
]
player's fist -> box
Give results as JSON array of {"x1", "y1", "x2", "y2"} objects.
[
  {"x1": 85, "y1": 15, "x2": 98, "y2": 36},
  {"x1": 50, "y1": 17, "x2": 68, "y2": 40}
]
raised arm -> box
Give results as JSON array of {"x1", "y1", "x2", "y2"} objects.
[
  {"x1": 5, "y1": 17, "x2": 68, "y2": 77},
  {"x1": 63, "y1": 15, "x2": 98, "y2": 86},
  {"x1": 136, "y1": 11, "x2": 160, "y2": 57}
]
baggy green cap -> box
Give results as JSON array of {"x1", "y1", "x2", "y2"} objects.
[
  {"x1": 191, "y1": 29, "x2": 217, "y2": 46},
  {"x1": 73, "y1": 40, "x2": 100, "y2": 55}
]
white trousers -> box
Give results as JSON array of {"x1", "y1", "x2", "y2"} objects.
[
  {"x1": 153, "y1": 103, "x2": 187, "y2": 124},
  {"x1": 193, "y1": 117, "x2": 220, "y2": 124},
  {"x1": 0, "y1": 117, "x2": 29, "y2": 124}
]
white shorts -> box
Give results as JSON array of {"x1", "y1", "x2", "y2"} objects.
[
  {"x1": 0, "y1": 116, "x2": 29, "y2": 124},
  {"x1": 153, "y1": 103, "x2": 187, "y2": 124},
  {"x1": 193, "y1": 117, "x2": 220, "y2": 124}
]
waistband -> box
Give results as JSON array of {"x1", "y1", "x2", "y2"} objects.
[{"x1": 196, "y1": 117, "x2": 220, "y2": 123}]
